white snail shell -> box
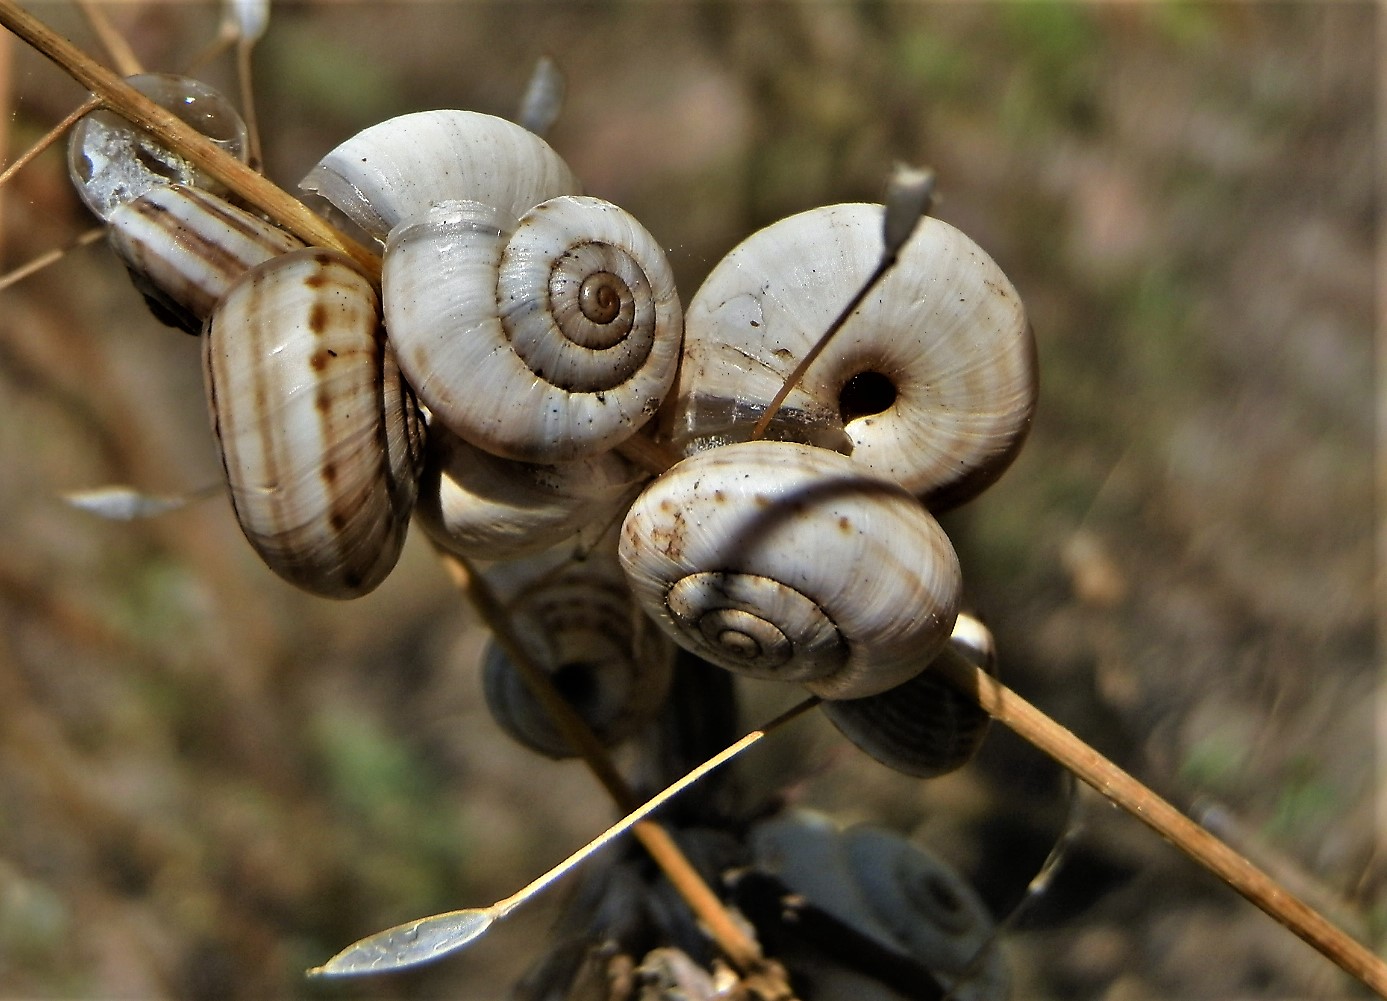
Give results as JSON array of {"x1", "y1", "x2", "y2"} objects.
[
  {"x1": 618, "y1": 440, "x2": 961, "y2": 699},
  {"x1": 821, "y1": 612, "x2": 996, "y2": 778},
  {"x1": 383, "y1": 195, "x2": 683, "y2": 463},
  {"x1": 415, "y1": 425, "x2": 641, "y2": 560},
  {"x1": 481, "y1": 557, "x2": 675, "y2": 759},
  {"x1": 205, "y1": 248, "x2": 425, "y2": 598},
  {"x1": 749, "y1": 810, "x2": 1007, "y2": 1001},
  {"x1": 107, "y1": 183, "x2": 305, "y2": 331},
  {"x1": 672, "y1": 203, "x2": 1037, "y2": 510},
  {"x1": 300, "y1": 109, "x2": 581, "y2": 241}
]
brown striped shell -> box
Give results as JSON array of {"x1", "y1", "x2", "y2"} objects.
[
  {"x1": 821, "y1": 612, "x2": 996, "y2": 778},
  {"x1": 204, "y1": 248, "x2": 425, "y2": 598},
  {"x1": 107, "y1": 184, "x2": 305, "y2": 333},
  {"x1": 481, "y1": 557, "x2": 675, "y2": 759},
  {"x1": 618, "y1": 440, "x2": 961, "y2": 700},
  {"x1": 669, "y1": 204, "x2": 1037, "y2": 511}
]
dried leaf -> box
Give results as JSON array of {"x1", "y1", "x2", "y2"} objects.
[
  {"x1": 61, "y1": 485, "x2": 213, "y2": 520},
  {"x1": 518, "y1": 56, "x2": 565, "y2": 137},
  {"x1": 882, "y1": 164, "x2": 936, "y2": 259},
  {"x1": 308, "y1": 908, "x2": 497, "y2": 978}
]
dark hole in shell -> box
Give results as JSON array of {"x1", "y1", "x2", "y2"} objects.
[
  {"x1": 839, "y1": 370, "x2": 898, "y2": 423},
  {"x1": 552, "y1": 661, "x2": 601, "y2": 714}
]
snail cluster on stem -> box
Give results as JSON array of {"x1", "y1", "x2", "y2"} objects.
[
  {"x1": 65, "y1": 73, "x2": 1037, "y2": 989},
  {"x1": 71, "y1": 65, "x2": 1037, "y2": 723}
]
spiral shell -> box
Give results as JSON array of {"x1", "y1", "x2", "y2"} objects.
[
  {"x1": 205, "y1": 248, "x2": 424, "y2": 598},
  {"x1": 415, "y1": 426, "x2": 641, "y2": 560},
  {"x1": 748, "y1": 811, "x2": 1007, "y2": 1001},
  {"x1": 822, "y1": 612, "x2": 996, "y2": 778},
  {"x1": 383, "y1": 195, "x2": 682, "y2": 462},
  {"x1": 107, "y1": 183, "x2": 305, "y2": 332},
  {"x1": 618, "y1": 440, "x2": 960, "y2": 699},
  {"x1": 671, "y1": 203, "x2": 1037, "y2": 510},
  {"x1": 481, "y1": 558, "x2": 675, "y2": 758},
  {"x1": 300, "y1": 109, "x2": 581, "y2": 241}
]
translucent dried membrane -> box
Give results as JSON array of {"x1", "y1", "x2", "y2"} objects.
[{"x1": 68, "y1": 73, "x2": 249, "y2": 222}]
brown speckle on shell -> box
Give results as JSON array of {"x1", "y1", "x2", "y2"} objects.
[{"x1": 204, "y1": 247, "x2": 424, "y2": 599}]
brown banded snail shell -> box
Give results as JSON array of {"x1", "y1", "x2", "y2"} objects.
[
  {"x1": 107, "y1": 183, "x2": 305, "y2": 333},
  {"x1": 618, "y1": 440, "x2": 961, "y2": 699},
  {"x1": 204, "y1": 247, "x2": 425, "y2": 598}
]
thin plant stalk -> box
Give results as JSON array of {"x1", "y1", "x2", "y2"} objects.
[
  {"x1": 310, "y1": 694, "x2": 821, "y2": 978},
  {"x1": 438, "y1": 552, "x2": 788, "y2": 990},
  {"x1": 0, "y1": 0, "x2": 379, "y2": 278},
  {"x1": 75, "y1": 0, "x2": 141, "y2": 77},
  {"x1": 930, "y1": 646, "x2": 1387, "y2": 996}
]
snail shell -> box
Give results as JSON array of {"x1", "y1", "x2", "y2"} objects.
[
  {"x1": 107, "y1": 183, "x2": 305, "y2": 333},
  {"x1": 205, "y1": 248, "x2": 425, "y2": 598},
  {"x1": 749, "y1": 810, "x2": 1007, "y2": 1001},
  {"x1": 481, "y1": 557, "x2": 675, "y2": 758},
  {"x1": 68, "y1": 73, "x2": 249, "y2": 222},
  {"x1": 383, "y1": 195, "x2": 682, "y2": 463},
  {"x1": 821, "y1": 612, "x2": 996, "y2": 778},
  {"x1": 671, "y1": 203, "x2": 1037, "y2": 510},
  {"x1": 300, "y1": 109, "x2": 581, "y2": 241},
  {"x1": 618, "y1": 440, "x2": 961, "y2": 699},
  {"x1": 415, "y1": 425, "x2": 641, "y2": 560}
]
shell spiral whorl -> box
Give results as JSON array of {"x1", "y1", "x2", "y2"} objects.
[
  {"x1": 481, "y1": 558, "x2": 676, "y2": 759},
  {"x1": 673, "y1": 203, "x2": 1037, "y2": 509},
  {"x1": 384, "y1": 195, "x2": 682, "y2": 463},
  {"x1": 619, "y1": 440, "x2": 961, "y2": 699}
]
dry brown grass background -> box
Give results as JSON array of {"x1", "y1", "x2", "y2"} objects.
[{"x1": 0, "y1": 3, "x2": 1376, "y2": 998}]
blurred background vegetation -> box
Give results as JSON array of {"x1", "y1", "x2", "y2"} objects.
[{"x1": 0, "y1": 2, "x2": 1376, "y2": 998}]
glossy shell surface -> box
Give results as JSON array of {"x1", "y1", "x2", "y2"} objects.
[
  {"x1": 619, "y1": 440, "x2": 960, "y2": 699},
  {"x1": 674, "y1": 203, "x2": 1037, "y2": 509},
  {"x1": 108, "y1": 184, "x2": 305, "y2": 330},
  {"x1": 205, "y1": 248, "x2": 424, "y2": 598},
  {"x1": 416, "y1": 426, "x2": 641, "y2": 560},
  {"x1": 300, "y1": 109, "x2": 580, "y2": 241},
  {"x1": 384, "y1": 195, "x2": 682, "y2": 462}
]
